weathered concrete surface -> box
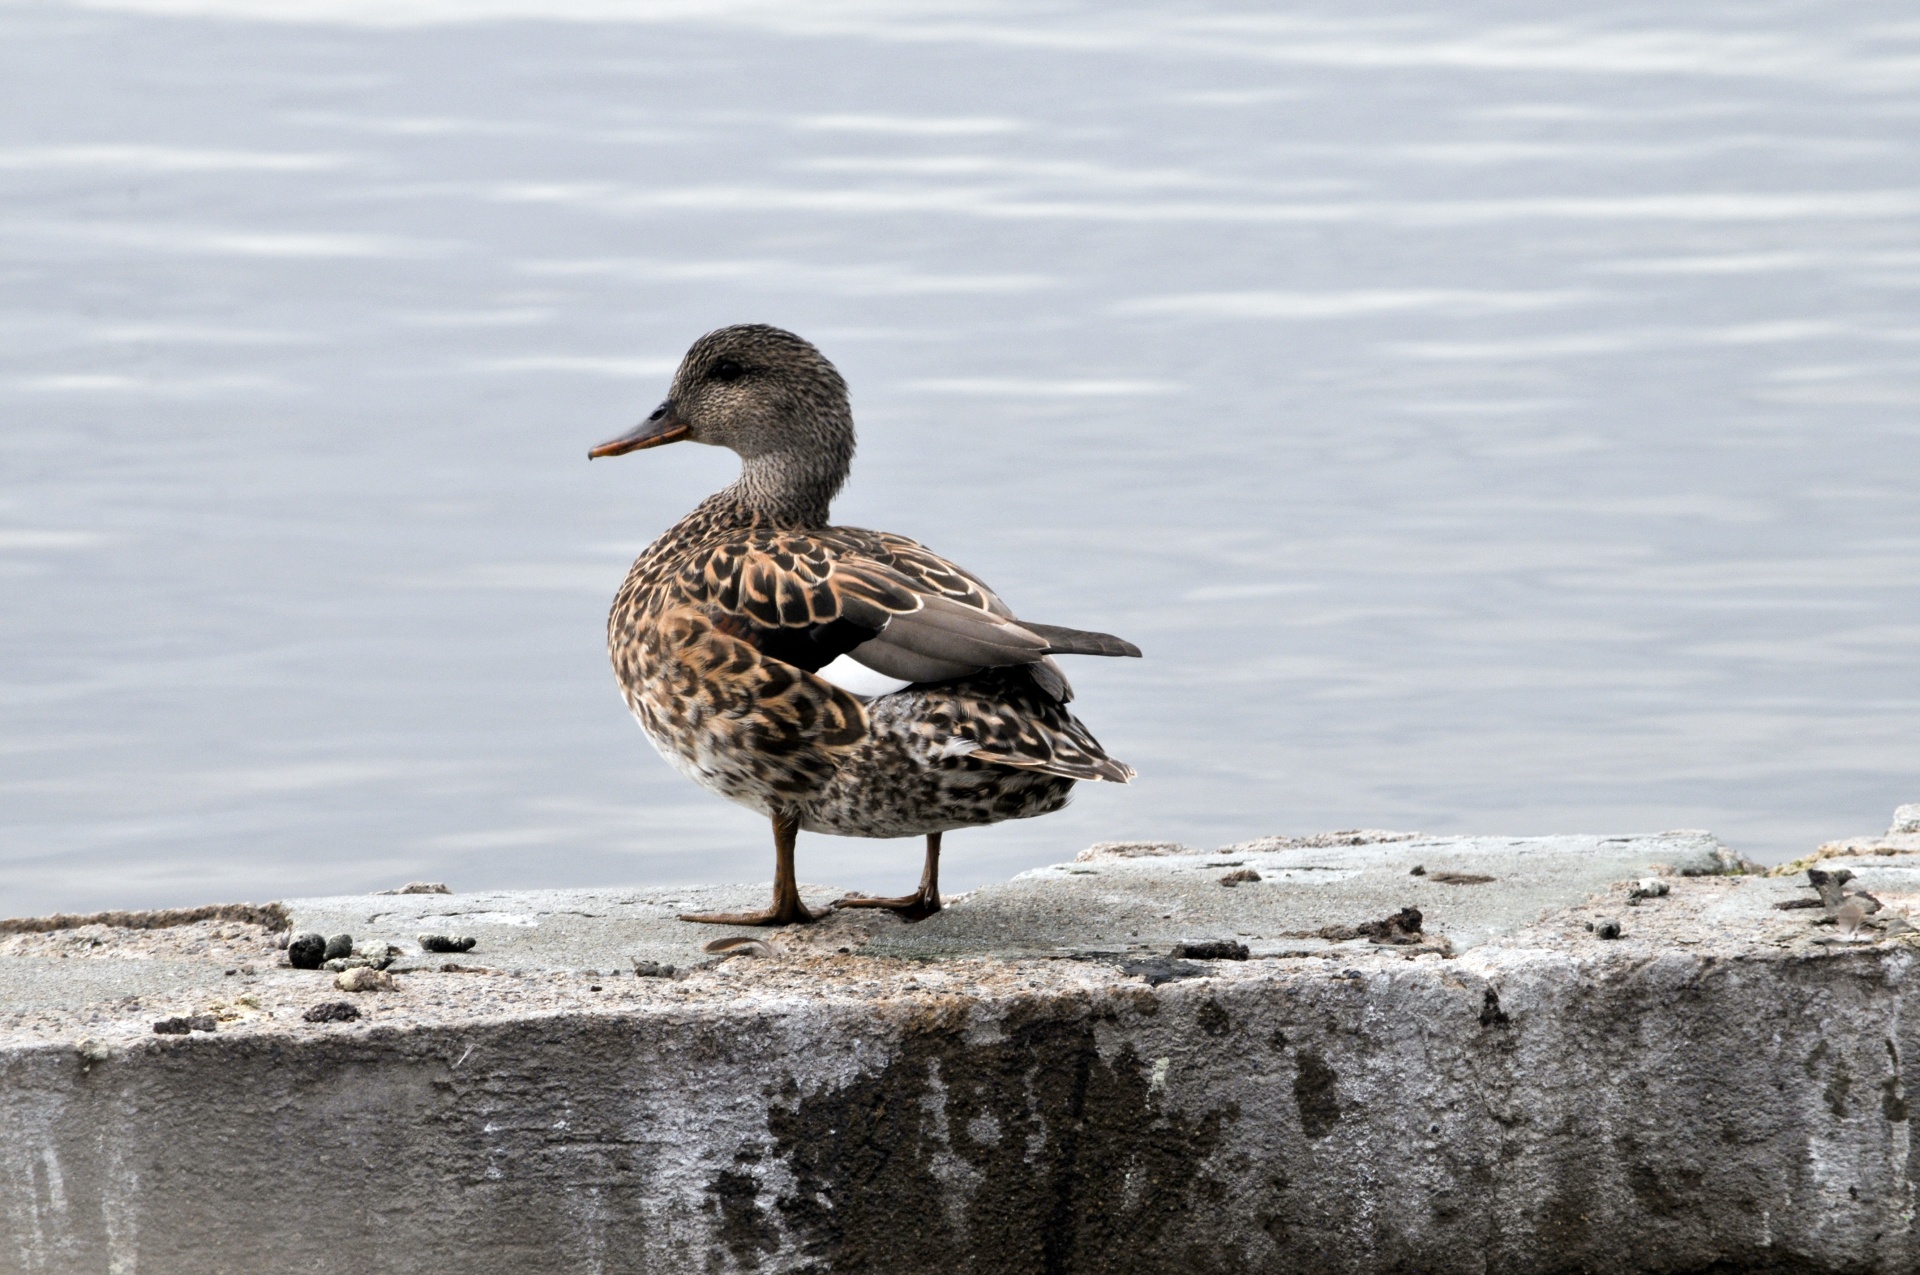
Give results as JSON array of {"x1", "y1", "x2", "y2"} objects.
[
  {"x1": 1775, "y1": 805, "x2": 1920, "y2": 876},
  {"x1": 4, "y1": 823, "x2": 1919, "y2": 1274},
  {"x1": 868, "y1": 830, "x2": 1744, "y2": 958}
]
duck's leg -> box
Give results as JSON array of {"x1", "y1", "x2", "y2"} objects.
[
  {"x1": 832, "y1": 832, "x2": 942, "y2": 921},
  {"x1": 679, "y1": 812, "x2": 816, "y2": 926}
]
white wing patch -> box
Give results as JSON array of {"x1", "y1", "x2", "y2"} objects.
[{"x1": 813, "y1": 653, "x2": 913, "y2": 698}]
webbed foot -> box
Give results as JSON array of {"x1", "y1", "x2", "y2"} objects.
[
  {"x1": 831, "y1": 892, "x2": 941, "y2": 922},
  {"x1": 678, "y1": 901, "x2": 815, "y2": 927}
]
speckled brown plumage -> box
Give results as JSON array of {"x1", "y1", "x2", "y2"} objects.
[{"x1": 593, "y1": 324, "x2": 1138, "y2": 925}]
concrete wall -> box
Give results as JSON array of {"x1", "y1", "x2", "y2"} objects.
[{"x1": 6, "y1": 944, "x2": 1915, "y2": 1274}]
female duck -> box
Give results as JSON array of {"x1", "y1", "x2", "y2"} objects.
[{"x1": 591, "y1": 325, "x2": 1138, "y2": 927}]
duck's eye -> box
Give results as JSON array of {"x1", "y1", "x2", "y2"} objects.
[{"x1": 708, "y1": 358, "x2": 746, "y2": 384}]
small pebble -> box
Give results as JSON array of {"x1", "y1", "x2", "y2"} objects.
[
  {"x1": 324, "y1": 947, "x2": 397, "y2": 973},
  {"x1": 302, "y1": 1001, "x2": 361, "y2": 1023},
  {"x1": 1409, "y1": 864, "x2": 1426, "y2": 876},
  {"x1": 286, "y1": 932, "x2": 327, "y2": 970},
  {"x1": 417, "y1": 934, "x2": 477, "y2": 954},
  {"x1": 335, "y1": 967, "x2": 395, "y2": 992},
  {"x1": 323, "y1": 934, "x2": 354, "y2": 961},
  {"x1": 1596, "y1": 920, "x2": 1623, "y2": 940},
  {"x1": 151, "y1": 1014, "x2": 218, "y2": 1035}
]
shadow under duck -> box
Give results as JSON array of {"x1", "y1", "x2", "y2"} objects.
[{"x1": 591, "y1": 325, "x2": 1139, "y2": 927}]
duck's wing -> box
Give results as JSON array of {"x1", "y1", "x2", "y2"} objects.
[
  {"x1": 822, "y1": 529, "x2": 1140, "y2": 699},
  {"x1": 682, "y1": 528, "x2": 1044, "y2": 678},
  {"x1": 688, "y1": 527, "x2": 1138, "y2": 702},
  {"x1": 856, "y1": 531, "x2": 1141, "y2": 659},
  {"x1": 660, "y1": 529, "x2": 1137, "y2": 782}
]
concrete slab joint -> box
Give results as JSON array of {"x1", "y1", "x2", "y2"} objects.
[{"x1": 5, "y1": 813, "x2": 1920, "y2": 1272}]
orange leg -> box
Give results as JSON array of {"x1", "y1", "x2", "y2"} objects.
[
  {"x1": 833, "y1": 832, "x2": 943, "y2": 922},
  {"x1": 679, "y1": 813, "x2": 816, "y2": 926}
]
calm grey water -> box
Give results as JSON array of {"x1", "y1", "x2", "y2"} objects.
[{"x1": 4, "y1": 0, "x2": 1918, "y2": 916}]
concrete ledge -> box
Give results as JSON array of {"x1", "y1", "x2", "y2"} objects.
[{"x1": 5, "y1": 823, "x2": 1918, "y2": 1273}]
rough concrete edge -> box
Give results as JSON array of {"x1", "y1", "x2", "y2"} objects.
[
  {"x1": 1078, "y1": 828, "x2": 1765, "y2": 875},
  {"x1": 0, "y1": 902, "x2": 291, "y2": 935},
  {"x1": 1769, "y1": 837, "x2": 1920, "y2": 877},
  {"x1": 1075, "y1": 841, "x2": 1204, "y2": 861},
  {"x1": 1076, "y1": 830, "x2": 1427, "y2": 862},
  {"x1": 1763, "y1": 806, "x2": 1920, "y2": 877},
  {"x1": 1224, "y1": 828, "x2": 1426, "y2": 853}
]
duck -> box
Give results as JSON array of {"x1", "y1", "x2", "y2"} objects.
[{"x1": 590, "y1": 324, "x2": 1139, "y2": 927}]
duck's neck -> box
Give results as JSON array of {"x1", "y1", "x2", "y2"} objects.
[{"x1": 717, "y1": 447, "x2": 849, "y2": 529}]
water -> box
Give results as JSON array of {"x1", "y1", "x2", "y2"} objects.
[{"x1": 4, "y1": 0, "x2": 1918, "y2": 916}]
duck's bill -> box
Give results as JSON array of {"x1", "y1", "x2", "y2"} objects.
[{"x1": 588, "y1": 402, "x2": 690, "y2": 458}]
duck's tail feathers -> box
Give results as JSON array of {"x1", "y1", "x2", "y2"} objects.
[
  {"x1": 965, "y1": 696, "x2": 1137, "y2": 783},
  {"x1": 974, "y1": 748, "x2": 1136, "y2": 784},
  {"x1": 1023, "y1": 623, "x2": 1142, "y2": 659},
  {"x1": 932, "y1": 666, "x2": 1136, "y2": 782}
]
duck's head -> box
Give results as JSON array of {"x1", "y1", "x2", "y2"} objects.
[{"x1": 590, "y1": 325, "x2": 855, "y2": 519}]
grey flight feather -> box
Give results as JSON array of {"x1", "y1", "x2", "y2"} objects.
[
  {"x1": 846, "y1": 639, "x2": 975, "y2": 685},
  {"x1": 844, "y1": 601, "x2": 1138, "y2": 696},
  {"x1": 1021, "y1": 623, "x2": 1142, "y2": 659},
  {"x1": 847, "y1": 594, "x2": 1049, "y2": 681}
]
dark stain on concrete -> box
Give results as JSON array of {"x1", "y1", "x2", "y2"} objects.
[
  {"x1": 1620, "y1": 1137, "x2": 1706, "y2": 1218},
  {"x1": 1675, "y1": 1255, "x2": 1880, "y2": 1275},
  {"x1": 1826, "y1": 1060, "x2": 1852, "y2": 1119},
  {"x1": 1884, "y1": 1039, "x2": 1909, "y2": 1123},
  {"x1": 1118, "y1": 957, "x2": 1205, "y2": 986},
  {"x1": 1292, "y1": 1049, "x2": 1340, "y2": 1139},
  {"x1": 1196, "y1": 999, "x2": 1231, "y2": 1037},
  {"x1": 760, "y1": 997, "x2": 1236, "y2": 1274},
  {"x1": 1479, "y1": 987, "x2": 1510, "y2": 1028},
  {"x1": 706, "y1": 1165, "x2": 779, "y2": 1271}
]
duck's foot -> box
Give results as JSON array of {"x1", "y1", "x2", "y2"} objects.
[
  {"x1": 678, "y1": 902, "x2": 815, "y2": 927},
  {"x1": 831, "y1": 892, "x2": 941, "y2": 922}
]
